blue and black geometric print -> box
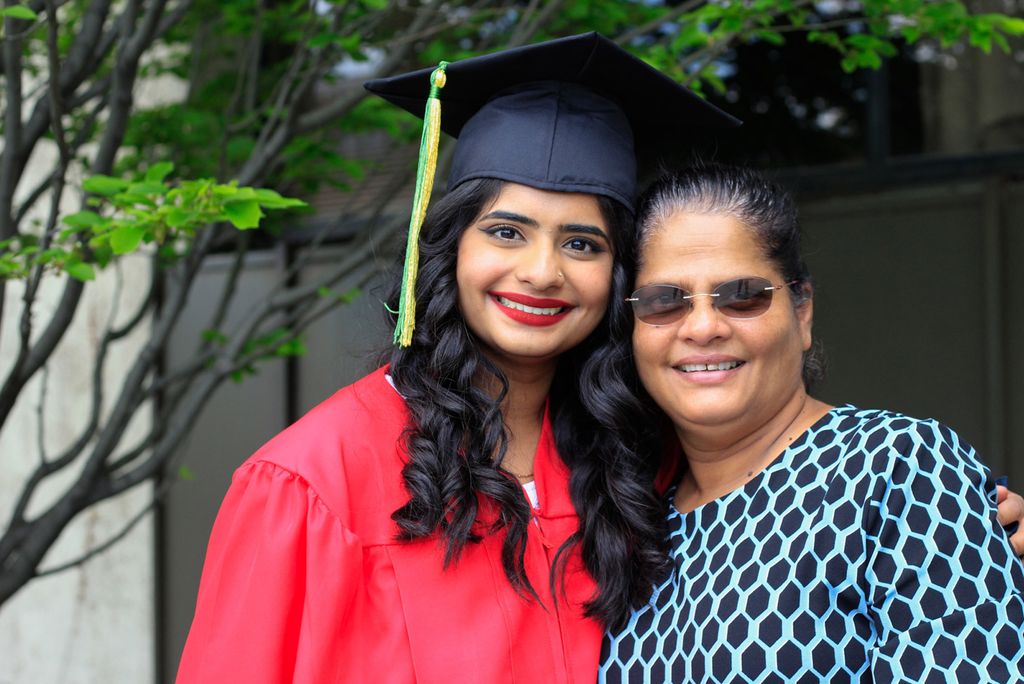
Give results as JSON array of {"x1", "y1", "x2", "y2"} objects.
[{"x1": 600, "y1": 407, "x2": 1024, "y2": 683}]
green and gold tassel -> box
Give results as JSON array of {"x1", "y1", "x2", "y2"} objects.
[{"x1": 394, "y1": 61, "x2": 448, "y2": 347}]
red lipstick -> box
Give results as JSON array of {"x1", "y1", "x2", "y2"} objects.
[{"x1": 490, "y1": 292, "x2": 573, "y2": 326}]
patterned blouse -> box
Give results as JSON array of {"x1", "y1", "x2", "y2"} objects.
[{"x1": 600, "y1": 406, "x2": 1024, "y2": 683}]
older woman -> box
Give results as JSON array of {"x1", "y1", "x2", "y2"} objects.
[{"x1": 601, "y1": 164, "x2": 1024, "y2": 681}]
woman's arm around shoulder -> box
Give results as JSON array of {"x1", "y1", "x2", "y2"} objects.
[
  {"x1": 863, "y1": 416, "x2": 1024, "y2": 682},
  {"x1": 175, "y1": 459, "x2": 359, "y2": 684}
]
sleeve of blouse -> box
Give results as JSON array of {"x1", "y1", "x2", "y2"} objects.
[
  {"x1": 866, "y1": 420, "x2": 1024, "y2": 682},
  {"x1": 176, "y1": 460, "x2": 359, "y2": 683}
]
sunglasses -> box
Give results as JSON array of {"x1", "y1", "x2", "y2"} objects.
[{"x1": 626, "y1": 277, "x2": 798, "y2": 326}]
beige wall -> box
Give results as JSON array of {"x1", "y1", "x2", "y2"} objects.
[{"x1": 0, "y1": 256, "x2": 155, "y2": 684}]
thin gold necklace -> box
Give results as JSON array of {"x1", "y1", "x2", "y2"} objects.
[{"x1": 500, "y1": 466, "x2": 534, "y2": 481}]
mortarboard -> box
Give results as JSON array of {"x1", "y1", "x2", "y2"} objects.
[{"x1": 364, "y1": 32, "x2": 740, "y2": 346}]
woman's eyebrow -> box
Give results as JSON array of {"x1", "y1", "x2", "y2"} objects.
[
  {"x1": 562, "y1": 224, "x2": 609, "y2": 240},
  {"x1": 479, "y1": 210, "x2": 538, "y2": 226}
]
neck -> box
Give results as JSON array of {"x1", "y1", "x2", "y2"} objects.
[
  {"x1": 481, "y1": 359, "x2": 556, "y2": 481},
  {"x1": 674, "y1": 389, "x2": 832, "y2": 512}
]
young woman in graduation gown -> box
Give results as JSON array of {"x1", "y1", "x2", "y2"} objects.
[{"x1": 175, "y1": 34, "x2": 738, "y2": 683}]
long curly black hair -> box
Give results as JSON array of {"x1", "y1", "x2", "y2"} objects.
[{"x1": 387, "y1": 178, "x2": 669, "y2": 629}]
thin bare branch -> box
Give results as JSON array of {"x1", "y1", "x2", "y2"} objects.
[
  {"x1": 0, "y1": 278, "x2": 84, "y2": 429},
  {"x1": 247, "y1": 9, "x2": 323, "y2": 171},
  {"x1": 44, "y1": 0, "x2": 71, "y2": 166},
  {"x1": 233, "y1": 3, "x2": 439, "y2": 184},
  {"x1": 268, "y1": 215, "x2": 403, "y2": 313},
  {"x1": 66, "y1": 228, "x2": 216, "y2": 488},
  {"x1": 91, "y1": 0, "x2": 143, "y2": 175},
  {"x1": 110, "y1": 260, "x2": 157, "y2": 341},
  {"x1": 678, "y1": 37, "x2": 733, "y2": 80},
  {"x1": 123, "y1": 0, "x2": 169, "y2": 61},
  {"x1": 0, "y1": 10, "x2": 27, "y2": 241},
  {"x1": 17, "y1": 0, "x2": 115, "y2": 189},
  {"x1": 96, "y1": 362, "x2": 227, "y2": 499},
  {"x1": 34, "y1": 366, "x2": 50, "y2": 465},
  {"x1": 772, "y1": 15, "x2": 873, "y2": 34},
  {"x1": 142, "y1": 350, "x2": 214, "y2": 400},
  {"x1": 615, "y1": 0, "x2": 706, "y2": 45},
  {"x1": 34, "y1": 490, "x2": 162, "y2": 578},
  {"x1": 279, "y1": 140, "x2": 413, "y2": 286},
  {"x1": 201, "y1": 233, "x2": 248, "y2": 343},
  {"x1": 509, "y1": 0, "x2": 560, "y2": 47},
  {"x1": 104, "y1": 430, "x2": 159, "y2": 475},
  {"x1": 287, "y1": 257, "x2": 382, "y2": 337},
  {"x1": 3, "y1": 259, "x2": 121, "y2": 527},
  {"x1": 242, "y1": 0, "x2": 264, "y2": 114}
]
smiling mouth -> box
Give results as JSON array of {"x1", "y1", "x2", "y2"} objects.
[
  {"x1": 495, "y1": 295, "x2": 566, "y2": 316},
  {"x1": 677, "y1": 361, "x2": 744, "y2": 372}
]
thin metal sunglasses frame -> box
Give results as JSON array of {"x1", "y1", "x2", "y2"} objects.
[{"x1": 626, "y1": 277, "x2": 801, "y2": 325}]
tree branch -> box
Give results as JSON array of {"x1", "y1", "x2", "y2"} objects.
[
  {"x1": 34, "y1": 487, "x2": 162, "y2": 578},
  {"x1": 615, "y1": 0, "x2": 706, "y2": 46},
  {"x1": 233, "y1": 3, "x2": 439, "y2": 186},
  {"x1": 0, "y1": 8, "x2": 27, "y2": 241},
  {"x1": 509, "y1": 0, "x2": 564, "y2": 47},
  {"x1": 16, "y1": 0, "x2": 115, "y2": 193},
  {"x1": 201, "y1": 232, "x2": 248, "y2": 344},
  {"x1": 0, "y1": 278, "x2": 84, "y2": 430},
  {"x1": 1, "y1": 261, "x2": 126, "y2": 531}
]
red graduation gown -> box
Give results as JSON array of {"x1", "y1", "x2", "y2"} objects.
[{"x1": 176, "y1": 367, "x2": 602, "y2": 683}]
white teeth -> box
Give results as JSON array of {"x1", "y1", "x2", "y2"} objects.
[
  {"x1": 679, "y1": 361, "x2": 742, "y2": 372},
  {"x1": 497, "y1": 296, "x2": 564, "y2": 315}
]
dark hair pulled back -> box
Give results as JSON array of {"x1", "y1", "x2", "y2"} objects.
[
  {"x1": 635, "y1": 163, "x2": 825, "y2": 386},
  {"x1": 387, "y1": 178, "x2": 669, "y2": 628}
]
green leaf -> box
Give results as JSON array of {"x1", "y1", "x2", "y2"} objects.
[
  {"x1": 63, "y1": 211, "x2": 102, "y2": 228},
  {"x1": 110, "y1": 225, "x2": 145, "y2": 254},
  {"x1": 671, "y1": 22, "x2": 711, "y2": 50},
  {"x1": 787, "y1": 9, "x2": 809, "y2": 27},
  {"x1": 229, "y1": 365, "x2": 257, "y2": 383},
  {"x1": 808, "y1": 30, "x2": 844, "y2": 51},
  {"x1": 201, "y1": 328, "x2": 228, "y2": 346},
  {"x1": 223, "y1": 199, "x2": 262, "y2": 229},
  {"x1": 275, "y1": 338, "x2": 307, "y2": 357},
  {"x1": 66, "y1": 261, "x2": 96, "y2": 281},
  {"x1": 993, "y1": 32, "x2": 1011, "y2": 54},
  {"x1": 991, "y1": 15, "x2": 1024, "y2": 35},
  {"x1": 92, "y1": 244, "x2": 113, "y2": 268},
  {"x1": 900, "y1": 26, "x2": 922, "y2": 43},
  {"x1": 317, "y1": 286, "x2": 361, "y2": 303},
  {"x1": 164, "y1": 207, "x2": 194, "y2": 228},
  {"x1": 144, "y1": 161, "x2": 174, "y2": 183},
  {"x1": 969, "y1": 31, "x2": 992, "y2": 53},
  {"x1": 83, "y1": 175, "x2": 130, "y2": 196},
  {"x1": 252, "y1": 188, "x2": 307, "y2": 209},
  {"x1": 0, "y1": 5, "x2": 38, "y2": 20},
  {"x1": 39, "y1": 247, "x2": 68, "y2": 264},
  {"x1": 308, "y1": 32, "x2": 337, "y2": 49},
  {"x1": 125, "y1": 181, "x2": 168, "y2": 196},
  {"x1": 753, "y1": 30, "x2": 785, "y2": 46}
]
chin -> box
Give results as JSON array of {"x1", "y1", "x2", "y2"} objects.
[{"x1": 660, "y1": 392, "x2": 748, "y2": 430}]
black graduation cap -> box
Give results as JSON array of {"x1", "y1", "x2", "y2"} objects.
[{"x1": 364, "y1": 32, "x2": 740, "y2": 211}]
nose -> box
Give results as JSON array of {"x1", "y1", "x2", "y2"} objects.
[
  {"x1": 515, "y1": 242, "x2": 563, "y2": 290},
  {"x1": 676, "y1": 295, "x2": 729, "y2": 345}
]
